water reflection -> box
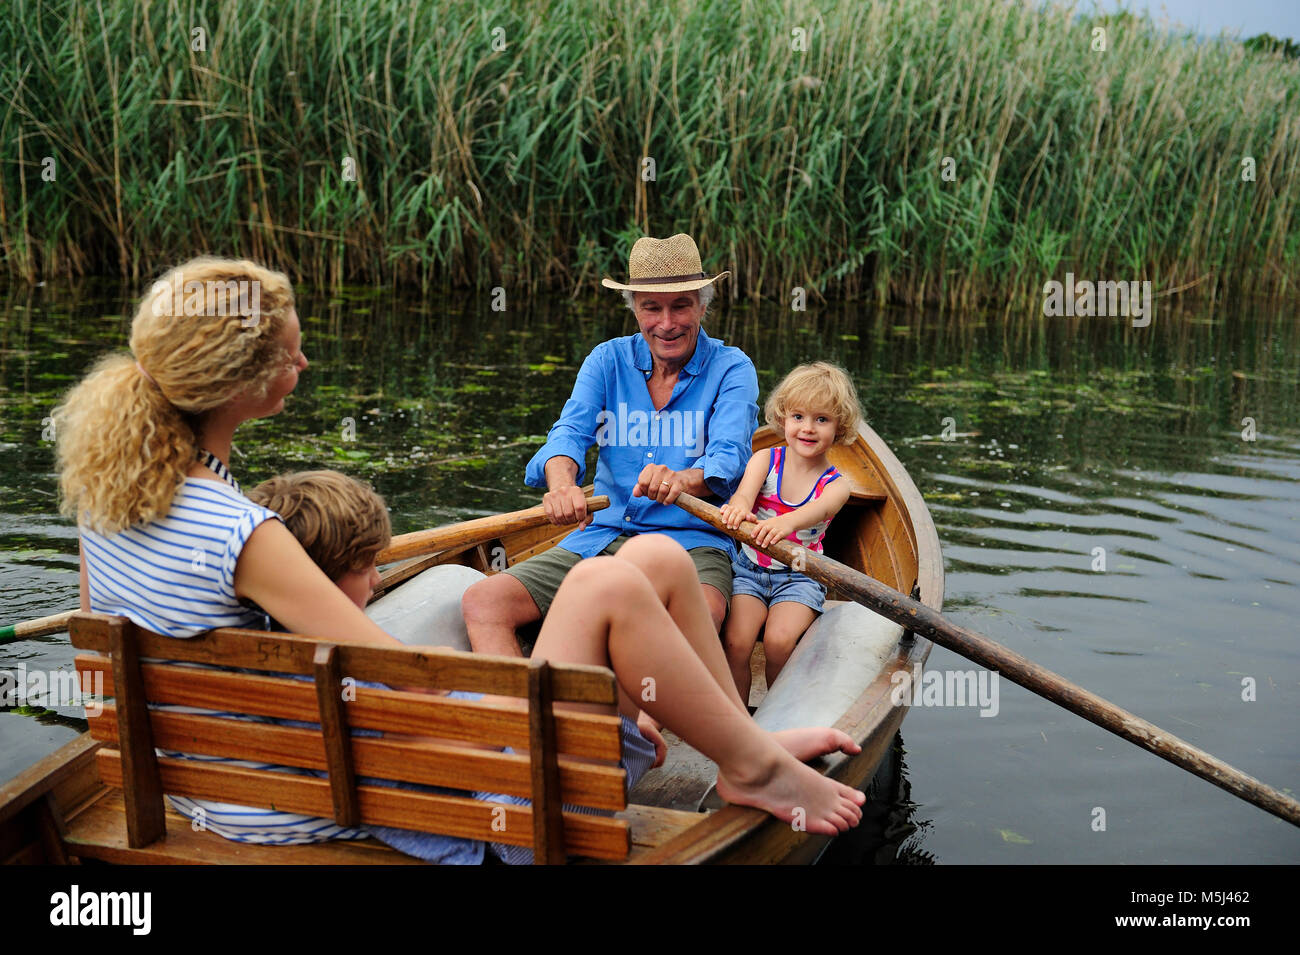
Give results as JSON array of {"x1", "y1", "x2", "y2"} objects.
[
  {"x1": 820, "y1": 735, "x2": 938, "y2": 866},
  {"x1": 1, "y1": 283, "x2": 1296, "y2": 863}
]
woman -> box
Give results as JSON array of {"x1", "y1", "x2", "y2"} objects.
[{"x1": 55, "y1": 257, "x2": 865, "y2": 856}]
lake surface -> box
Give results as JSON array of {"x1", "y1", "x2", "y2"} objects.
[{"x1": 2, "y1": 283, "x2": 1297, "y2": 863}]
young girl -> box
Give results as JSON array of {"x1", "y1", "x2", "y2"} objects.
[
  {"x1": 54, "y1": 260, "x2": 866, "y2": 853},
  {"x1": 720, "y1": 362, "x2": 863, "y2": 704}
]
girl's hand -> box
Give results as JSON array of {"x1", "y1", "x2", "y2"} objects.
[
  {"x1": 752, "y1": 515, "x2": 796, "y2": 549},
  {"x1": 719, "y1": 501, "x2": 757, "y2": 529}
]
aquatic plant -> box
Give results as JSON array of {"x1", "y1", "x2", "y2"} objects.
[{"x1": 2, "y1": 0, "x2": 1297, "y2": 308}]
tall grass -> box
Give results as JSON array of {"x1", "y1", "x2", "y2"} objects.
[{"x1": 2, "y1": 0, "x2": 1298, "y2": 307}]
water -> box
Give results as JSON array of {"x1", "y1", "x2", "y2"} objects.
[{"x1": 2, "y1": 283, "x2": 1297, "y2": 863}]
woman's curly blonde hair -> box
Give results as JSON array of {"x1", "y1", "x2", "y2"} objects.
[
  {"x1": 764, "y1": 362, "x2": 864, "y2": 444},
  {"x1": 55, "y1": 257, "x2": 297, "y2": 534}
]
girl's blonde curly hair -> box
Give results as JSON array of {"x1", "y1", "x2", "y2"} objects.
[
  {"x1": 763, "y1": 362, "x2": 864, "y2": 444},
  {"x1": 55, "y1": 257, "x2": 297, "y2": 534}
]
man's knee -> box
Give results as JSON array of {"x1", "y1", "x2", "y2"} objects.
[
  {"x1": 461, "y1": 573, "x2": 537, "y2": 627},
  {"x1": 703, "y1": 585, "x2": 727, "y2": 633}
]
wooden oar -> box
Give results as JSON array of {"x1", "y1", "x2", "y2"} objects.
[
  {"x1": 371, "y1": 495, "x2": 608, "y2": 598},
  {"x1": 377, "y1": 496, "x2": 608, "y2": 563},
  {"x1": 674, "y1": 492, "x2": 1300, "y2": 828},
  {"x1": 0, "y1": 497, "x2": 610, "y2": 644},
  {"x1": 0, "y1": 609, "x2": 78, "y2": 644}
]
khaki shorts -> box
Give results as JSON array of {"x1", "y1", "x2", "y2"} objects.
[{"x1": 502, "y1": 535, "x2": 734, "y2": 616}]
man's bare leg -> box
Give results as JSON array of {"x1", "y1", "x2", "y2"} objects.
[
  {"x1": 460, "y1": 573, "x2": 539, "y2": 657},
  {"x1": 702, "y1": 584, "x2": 726, "y2": 633}
]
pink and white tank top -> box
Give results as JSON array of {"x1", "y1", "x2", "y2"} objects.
[{"x1": 740, "y1": 445, "x2": 841, "y2": 570}]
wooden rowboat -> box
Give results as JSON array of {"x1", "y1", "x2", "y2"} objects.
[{"x1": 0, "y1": 422, "x2": 942, "y2": 865}]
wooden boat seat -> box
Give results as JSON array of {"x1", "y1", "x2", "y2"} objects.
[
  {"x1": 64, "y1": 611, "x2": 662, "y2": 865},
  {"x1": 848, "y1": 485, "x2": 887, "y2": 502},
  {"x1": 58, "y1": 784, "x2": 704, "y2": 865}
]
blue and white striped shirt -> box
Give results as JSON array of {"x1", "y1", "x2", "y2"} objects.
[
  {"x1": 83, "y1": 477, "x2": 277, "y2": 637},
  {"x1": 81, "y1": 475, "x2": 368, "y2": 845}
]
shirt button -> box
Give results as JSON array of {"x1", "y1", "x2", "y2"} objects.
[
  {"x1": 654, "y1": 414, "x2": 661, "y2": 420},
  {"x1": 646, "y1": 452, "x2": 653, "y2": 458},
  {"x1": 624, "y1": 516, "x2": 631, "y2": 522}
]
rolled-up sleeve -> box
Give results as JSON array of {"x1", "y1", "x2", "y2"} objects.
[
  {"x1": 524, "y1": 345, "x2": 609, "y2": 488},
  {"x1": 687, "y1": 357, "x2": 758, "y2": 499}
]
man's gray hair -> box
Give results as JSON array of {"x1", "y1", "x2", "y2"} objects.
[{"x1": 623, "y1": 284, "x2": 714, "y2": 313}]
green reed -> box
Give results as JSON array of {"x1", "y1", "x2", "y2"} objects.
[{"x1": 2, "y1": 0, "x2": 1298, "y2": 308}]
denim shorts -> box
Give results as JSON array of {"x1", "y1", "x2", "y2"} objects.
[{"x1": 730, "y1": 553, "x2": 826, "y2": 613}]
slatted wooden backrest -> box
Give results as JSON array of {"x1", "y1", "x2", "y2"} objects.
[{"x1": 69, "y1": 612, "x2": 630, "y2": 863}]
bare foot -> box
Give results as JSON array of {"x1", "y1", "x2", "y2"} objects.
[
  {"x1": 771, "y1": 727, "x2": 861, "y2": 763},
  {"x1": 715, "y1": 750, "x2": 866, "y2": 836}
]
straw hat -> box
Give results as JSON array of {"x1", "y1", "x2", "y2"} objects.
[{"x1": 601, "y1": 234, "x2": 731, "y2": 294}]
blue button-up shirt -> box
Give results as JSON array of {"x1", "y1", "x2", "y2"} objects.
[{"x1": 524, "y1": 328, "x2": 759, "y2": 557}]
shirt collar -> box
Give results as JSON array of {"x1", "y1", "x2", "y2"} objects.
[{"x1": 631, "y1": 327, "x2": 713, "y2": 377}]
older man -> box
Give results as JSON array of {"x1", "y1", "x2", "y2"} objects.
[{"x1": 462, "y1": 234, "x2": 759, "y2": 657}]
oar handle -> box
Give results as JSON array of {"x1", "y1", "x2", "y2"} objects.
[
  {"x1": 0, "y1": 609, "x2": 79, "y2": 644},
  {"x1": 377, "y1": 495, "x2": 609, "y2": 563},
  {"x1": 674, "y1": 492, "x2": 1300, "y2": 828}
]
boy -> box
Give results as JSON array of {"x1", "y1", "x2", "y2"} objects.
[{"x1": 246, "y1": 470, "x2": 389, "y2": 610}]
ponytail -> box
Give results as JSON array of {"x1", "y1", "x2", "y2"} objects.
[{"x1": 55, "y1": 355, "x2": 197, "y2": 534}]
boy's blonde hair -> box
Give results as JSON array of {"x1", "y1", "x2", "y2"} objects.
[
  {"x1": 247, "y1": 471, "x2": 392, "y2": 582},
  {"x1": 764, "y1": 362, "x2": 864, "y2": 444},
  {"x1": 56, "y1": 257, "x2": 298, "y2": 534}
]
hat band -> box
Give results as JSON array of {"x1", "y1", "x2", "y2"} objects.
[{"x1": 626, "y1": 272, "x2": 708, "y2": 285}]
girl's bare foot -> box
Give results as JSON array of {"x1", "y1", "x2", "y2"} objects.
[
  {"x1": 770, "y1": 727, "x2": 861, "y2": 763},
  {"x1": 715, "y1": 750, "x2": 866, "y2": 836}
]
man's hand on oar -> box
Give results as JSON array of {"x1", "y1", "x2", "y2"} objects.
[{"x1": 673, "y1": 491, "x2": 1300, "y2": 829}]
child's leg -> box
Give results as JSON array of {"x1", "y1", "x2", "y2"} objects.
[
  {"x1": 610, "y1": 535, "x2": 747, "y2": 713},
  {"x1": 532, "y1": 556, "x2": 864, "y2": 834},
  {"x1": 722, "y1": 595, "x2": 768, "y2": 706},
  {"x1": 763, "y1": 601, "x2": 818, "y2": 689}
]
